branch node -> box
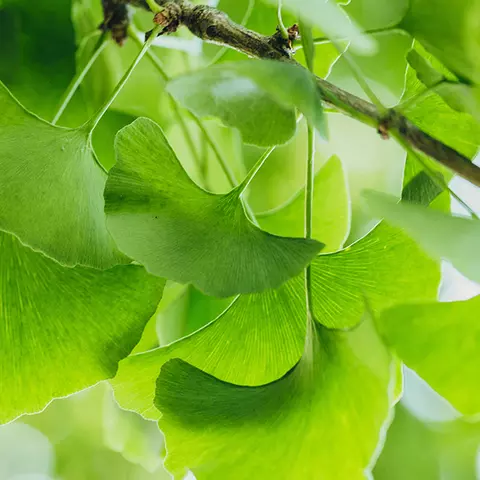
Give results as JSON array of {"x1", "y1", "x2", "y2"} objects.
[{"x1": 153, "y1": 3, "x2": 182, "y2": 34}]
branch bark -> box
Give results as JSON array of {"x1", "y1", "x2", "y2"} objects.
[{"x1": 105, "y1": 0, "x2": 480, "y2": 188}]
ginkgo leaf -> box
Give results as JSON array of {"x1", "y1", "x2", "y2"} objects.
[
  {"x1": 104, "y1": 117, "x2": 323, "y2": 297},
  {"x1": 0, "y1": 81, "x2": 128, "y2": 269},
  {"x1": 364, "y1": 191, "x2": 480, "y2": 283},
  {"x1": 167, "y1": 60, "x2": 326, "y2": 142},
  {"x1": 379, "y1": 295, "x2": 480, "y2": 415},
  {"x1": 407, "y1": 49, "x2": 480, "y2": 122},
  {"x1": 155, "y1": 318, "x2": 394, "y2": 480},
  {"x1": 399, "y1": 0, "x2": 480, "y2": 85},
  {"x1": 0, "y1": 230, "x2": 165, "y2": 425},
  {"x1": 256, "y1": 155, "x2": 351, "y2": 252},
  {"x1": 111, "y1": 181, "x2": 440, "y2": 420},
  {"x1": 166, "y1": 67, "x2": 297, "y2": 147}
]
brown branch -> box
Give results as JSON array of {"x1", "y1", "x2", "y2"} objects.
[{"x1": 104, "y1": 0, "x2": 480, "y2": 188}]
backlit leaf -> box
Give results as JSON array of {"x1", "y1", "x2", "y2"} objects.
[
  {"x1": 112, "y1": 180, "x2": 440, "y2": 420},
  {"x1": 0, "y1": 82, "x2": 128, "y2": 268},
  {"x1": 379, "y1": 295, "x2": 480, "y2": 415},
  {"x1": 400, "y1": 0, "x2": 480, "y2": 85},
  {"x1": 0, "y1": 231, "x2": 165, "y2": 424},
  {"x1": 256, "y1": 155, "x2": 351, "y2": 252},
  {"x1": 364, "y1": 191, "x2": 480, "y2": 283},
  {"x1": 156, "y1": 319, "x2": 393, "y2": 479},
  {"x1": 104, "y1": 117, "x2": 323, "y2": 297}
]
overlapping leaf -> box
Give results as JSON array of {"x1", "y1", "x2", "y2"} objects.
[
  {"x1": 257, "y1": 155, "x2": 351, "y2": 251},
  {"x1": 0, "y1": 82, "x2": 128, "y2": 268},
  {"x1": 166, "y1": 66, "x2": 297, "y2": 147},
  {"x1": 0, "y1": 230, "x2": 165, "y2": 424},
  {"x1": 156, "y1": 319, "x2": 393, "y2": 480},
  {"x1": 379, "y1": 295, "x2": 480, "y2": 415},
  {"x1": 104, "y1": 117, "x2": 323, "y2": 297},
  {"x1": 167, "y1": 60, "x2": 326, "y2": 144},
  {"x1": 112, "y1": 179, "x2": 440, "y2": 420},
  {"x1": 364, "y1": 191, "x2": 480, "y2": 283},
  {"x1": 399, "y1": 0, "x2": 480, "y2": 85}
]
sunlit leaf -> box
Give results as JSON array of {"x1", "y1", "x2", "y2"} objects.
[
  {"x1": 168, "y1": 60, "x2": 326, "y2": 141},
  {"x1": 401, "y1": 45, "x2": 480, "y2": 159},
  {"x1": 379, "y1": 295, "x2": 480, "y2": 415},
  {"x1": 407, "y1": 49, "x2": 480, "y2": 122},
  {"x1": 104, "y1": 117, "x2": 323, "y2": 297},
  {"x1": 364, "y1": 191, "x2": 480, "y2": 283},
  {"x1": 156, "y1": 319, "x2": 393, "y2": 480},
  {"x1": 0, "y1": 231, "x2": 164, "y2": 424},
  {"x1": 112, "y1": 177, "x2": 440, "y2": 420},
  {"x1": 400, "y1": 0, "x2": 480, "y2": 85},
  {"x1": 256, "y1": 155, "x2": 351, "y2": 252},
  {"x1": 0, "y1": 82, "x2": 128, "y2": 268}
]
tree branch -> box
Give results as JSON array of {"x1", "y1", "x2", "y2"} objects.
[{"x1": 104, "y1": 0, "x2": 480, "y2": 188}]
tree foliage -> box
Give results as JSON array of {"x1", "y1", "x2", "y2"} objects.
[{"x1": 0, "y1": 0, "x2": 479, "y2": 478}]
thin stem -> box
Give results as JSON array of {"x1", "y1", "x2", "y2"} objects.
[
  {"x1": 86, "y1": 25, "x2": 162, "y2": 133},
  {"x1": 145, "y1": 0, "x2": 162, "y2": 13},
  {"x1": 277, "y1": 0, "x2": 289, "y2": 40},
  {"x1": 301, "y1": 26, "x2": 403, "y2": 47},
  {"x1": 129, "y1": 27, "x2": 206, "y2": 175},
  {"x1": 209, "y1": 0, "x2": 255, "y2": 65},
  {"x1": 332, "y1": 39, "x2": 385, "y2": 112},
  {"x1": 52, "y1": 32, "x2": 108, "y2": 125},
  {"x1": 304, "y1": 123, "x2": 316, "y2": 321},
  {"x1": 238, "y1": 146, "x2": 276, "y2": 194}
]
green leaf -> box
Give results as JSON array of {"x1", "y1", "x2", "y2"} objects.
[
  {"x1": 112, "y1": 200, "x2": 440, "y2": 419},
  {"x1": 166, "y1": 66, "x2": 297, "y2": 147},
  {"x1": 155, "y1": 319, "x2": 393, "y2": 480},
  {"x1": 401, "y1": 43, "x2": 480, "y2": 159},
  {"x1": 0, "y1": 230, "x2": 165, "y2": 424},
  {"x1": 168, "y1": 60, "x2": 326, "y2": 142},
  {"x1": 407, "y1": 49, "x2": 445, "y2": 87},
  {"x1": 379, "y1": 295, "x2": 480, "y2": 415},
  {"x1": 407, "y1": 49, "x2": 480, "y2": 122},
  {"x1": 399, "y1": 0, "x2": 480, "y2": 85},
  {"x1": 104, "y1": 117, "x2": 323, "y2": 297},
  {"x1": 256, "y1": 155, "x2": 351, "y2": 252},
  {"x1": 0, "y1": 0, "x2": 76, "y2": 119},
  {"x1": 364, "y1": 191, "x2": 480, "y2": 283},
  {"x1": 0, "y1": 82, "x2": 128, "y2": 268}
]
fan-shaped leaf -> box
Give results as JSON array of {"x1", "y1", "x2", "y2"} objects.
[
  {"x1": 155, "y1": 318, "x2": 393, "y2": 480},
  {"x1": 0, "y1": 231, "x2": 164, "y2": 424},
  {"x1": 104, "y1": 117, "x2": 323, "y2": 297},
  {"x1": 379, "y1": 295, "x2": 480, "y2": 415},
  {"x1": 167, "y1": 60, "x2": 326, "y2": 143},
  {"x1": 0, "y1": 82, "x2": 127, "y2": 269},
  {"x1": 257, "y1": 155, "x2": 351, "y2": 252},
  {"x1": 364, "y1": 191, "x2": 480, "y2": 283},
  {"x1": 112, "y1": 216, "x2": 439, "y2": 419}
]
